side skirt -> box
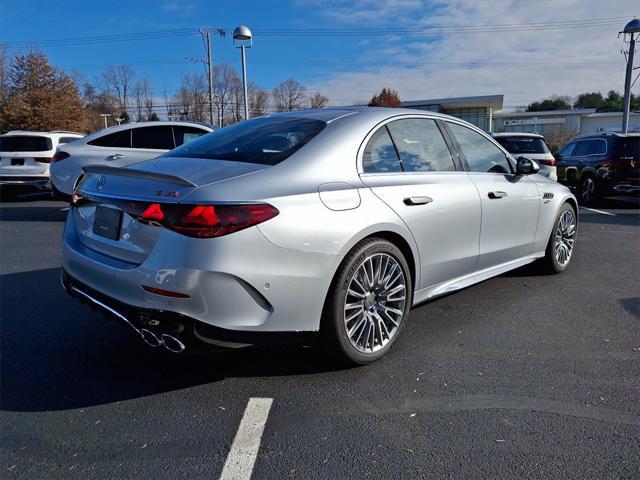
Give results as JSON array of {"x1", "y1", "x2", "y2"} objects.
[{"x1": 412, "y1": 252, "x2": 546, "y2": 307}]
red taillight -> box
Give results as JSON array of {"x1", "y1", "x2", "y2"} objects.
[
  {"x1": 167, "y1": 204, "x2": 279, "y2": 238},
  {"x1": 538, "y1": 158, "x2": 557, "y2": 167},
  {"x1": 110, "y1": 201, "x2": 279, "y2": 238},
  {"x1": 140, "y1": 203, "x2": 164, "y2": 222},
  {"x1": 52, "y1": 151, "x2": 70, "y2": 163},
  {"x1": 34, "y1": 157, "x2": 53, "y2": 163}
]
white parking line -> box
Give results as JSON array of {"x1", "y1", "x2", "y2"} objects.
[
  {"x1": 220, "y1": 397, "x2": 273, "y2": 480},
  {"x1": 579, "y1": 206, "x2": 616, "y2": 216}
]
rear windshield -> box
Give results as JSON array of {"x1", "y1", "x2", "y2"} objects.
[
  {"x1": 0, "y1": 136, "x2": 53, "y2": 152},
  {"x1": 165, "y1": 116, "x2": 326, "y2": 165},
  {"x1": 494, "y1": 136, "x2": 550, "y2": 154}
]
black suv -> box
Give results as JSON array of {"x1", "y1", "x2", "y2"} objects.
[{"x1": 556, "y1": 133, "x2": 639, "y2": 204}]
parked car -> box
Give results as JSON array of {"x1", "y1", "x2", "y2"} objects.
[
  {"x1": 492, "y1": 132, "x2": 557, "y2": 181},
  {"x1": 0, "y1": 131, "x2": 84, "y2": 198},
  {"x1": 556, "y1": 133, "x2": 640, "y2": 204},
  {"x1": 61, "y1": 108, "x2": 577, "y2": 365},
  {"x1": 50, "y1": 121, "x2": 214, "y2": 199}
]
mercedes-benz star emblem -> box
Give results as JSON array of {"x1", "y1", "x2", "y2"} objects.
[{"x1": 96, "y1": 175, "x2": 106, "y2": 191}]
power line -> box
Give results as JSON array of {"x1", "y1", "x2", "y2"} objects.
[{"x1": 4, "y1": 16, "x2": 629, "y2": 48}]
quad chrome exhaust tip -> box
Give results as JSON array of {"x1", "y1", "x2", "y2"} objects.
[
  {"x1": 63, "y1": 280, "x2": 187, "y2": 354},
  {"x1": 139, "y1": 328, "x2": 186, "y2": 353}
]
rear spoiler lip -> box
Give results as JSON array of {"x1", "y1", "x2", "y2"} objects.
[{"x1": 82, "y1": 165, "x2": 196, "y2": 187}]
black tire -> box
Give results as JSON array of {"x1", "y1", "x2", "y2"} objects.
[
  {"x1": 321, "y1": 238, "x2": 413, "y2": 366},
  {"x1": 579, "y1": 173, "x2": 599, "y2": 206},
  {"x1": 542, "y1": 202, "x2": 577, "y2": 274}
]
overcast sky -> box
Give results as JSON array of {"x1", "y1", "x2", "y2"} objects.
[{"x1": 2, "y1": 0, "x2": 639, "y2": 111}]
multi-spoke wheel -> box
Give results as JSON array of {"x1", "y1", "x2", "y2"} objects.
[
  {"x1": 580, "y1": 174, "x2": 598, "y2": 205},
  {"x1": 322, "y1": 238, "x2": 412, "y2": 365},
  {"x1": 543, "y1": 202, "x2": 577, "y2": 273}
]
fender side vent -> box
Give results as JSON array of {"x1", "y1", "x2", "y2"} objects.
[{"x1": 543, "y1": 192, "x2": 554, "y2": 199}]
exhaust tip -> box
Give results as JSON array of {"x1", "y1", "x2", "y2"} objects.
[
  {"x1": 160, "y1": 334, "x2": 186, "y2": 353},
  {"x1": 140, "y1": 328, "x2": 162, "y2": 347}
]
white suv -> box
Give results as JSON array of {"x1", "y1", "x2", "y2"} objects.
[
  {"x1": 50, "y1": 121, "x2": 214, "y2": 199},
  {"x1": 492, "y1": 132, "x2": 557, "y2": 181},
  {"x1": 0, "y1": 131, "x2": 84, "y2": 196}
]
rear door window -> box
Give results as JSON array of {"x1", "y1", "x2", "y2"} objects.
[
  {"x1": 363, "y1": 127, "x2": 403, "y2": 173},
  {"x1": 590, "y1": 139, "x2": 607, "y2": 156},
  {"x1": 173, "y1": 126, "x2": 209, "y2": 147},
  {"x1": 88, "y1": 130, "x2": 132, "y2": 148},
  {"x1": 573, "y1": 140, "x2": 593, "y2": 157},
  {"x1": 0, "y1": 136, "x2": 53, "y2": 152},
  {"x1": 131, "y1": 126, "x2": 175, "y2": 150},
  {"x1": 386, "y1": 119, "x2": 455, "y2": 172}
]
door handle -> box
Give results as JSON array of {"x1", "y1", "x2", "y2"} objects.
[
  {"x1": 105, "y1": 153, "x2": 124, "y2": 161},
  {"x1": 403, "y1": 196, "x2": 433, "y2": 206},
  {"x1": 488, "y1": 191, "x2": 507, "y2": 199}
]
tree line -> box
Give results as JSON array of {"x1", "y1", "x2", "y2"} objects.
[
  {"x1": 526, "y1": 91, "x2": 640, "y2": 113},
  {"x1": 0, "y1": 49, "x2": 330, "y2": 133}
]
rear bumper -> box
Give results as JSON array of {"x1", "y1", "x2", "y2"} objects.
[
  {"x1": 61, "y1": 269, "x2": 317, "y2": 352},
  {"x1": 0, "y1": 176, "x2": 50, "y2": 188},
  {"x1": 62, "y1": 209, "x2": 342, "y2": 335}
]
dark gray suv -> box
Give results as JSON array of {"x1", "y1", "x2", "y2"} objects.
[{"x1": 556, "y1": 133, "x2": 640, "y2": 204}]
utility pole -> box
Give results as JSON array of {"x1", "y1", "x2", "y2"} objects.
[
  {"x1": 620, "y1": 19, "x2": 640, "y2": 134},
  {"x1": 205, "y1": 31, "x2": 215, "y2": 126}
]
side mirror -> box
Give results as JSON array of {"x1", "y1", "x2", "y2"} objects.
[{"x1": 516, "y1": 156, "x2": 540, "y2": 175}]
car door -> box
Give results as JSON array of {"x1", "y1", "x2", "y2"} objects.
[
  {"x1": 556, "y1": 141, "x2": 577, "y2": 185},
  {"x1": 359, "y1": 117, "x2": 481, "y2": 290},
  {"x1": 116, "y1": 125, "x2": 176, "y2": 166},
  {"x1": 444, "y1": 121, "x2": 540, "y2": 270},
  {"x1": 561, "y1": 139, "x2": 593, "y2": 187}
]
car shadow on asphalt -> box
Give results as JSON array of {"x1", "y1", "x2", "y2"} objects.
[
  {"x1": 0, "y1": 205, "x2": 68, "y2": 222},
  {"x1": 0, "y1": 268, "x2": 343, "y2": 413}
]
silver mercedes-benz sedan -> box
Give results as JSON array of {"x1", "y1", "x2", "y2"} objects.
[{"x1": 61, "y1": 107, "x2": 578, "y2": 365}]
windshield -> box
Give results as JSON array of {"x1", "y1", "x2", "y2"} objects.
[
  {"x1": 164, "y1": 116, "x2": 326, "y2": 166},
  {"x1": 0, "y1": 135, "x2": 53, "y2": 152},
  {"x1": 494, "y1": 136, "x2": 550, "y2": 154}
]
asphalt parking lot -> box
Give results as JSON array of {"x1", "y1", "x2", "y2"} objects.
[{"x1": 1, "y1": 195, "x2": 639, "y2": 479}]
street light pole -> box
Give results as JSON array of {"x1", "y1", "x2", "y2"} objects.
[
  {"x1": 620, "y1": 18, "x2": 640, "y2": 134},
  {"x1": 240, "y1": 45, "x2": 249, "y2": 120},
  {"x1": 233, "y1": 26, "x2": 253, "y2": 121}
]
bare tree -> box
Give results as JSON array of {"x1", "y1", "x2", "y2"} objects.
[
  {"x1": 212, "y1": 63, "x2": 241, "y2": 126},
  {"x1": 101, "y1": 65, "x2": 135, "y2": 116},
  {"x1": 0, "y1": 44, "x2": 11, "y2": 105},
  {"x1": 249, "y1": 82, "x2": 269, "y2": 117},
  {"x1": 173, "y1": 73, "x2": 208, "y2": 121},
  {"x1": 132, "y1": 76, "x2": 152, "y2": 121},
  {"x1": 309, "y1": 91, "x2": 328, "y2": 109},
  {"x1": 272, "y1": 78, "x2": 306, "y2": 112},
  {"x1": 83, "y1": 82, "x2": 119, "y2": 131}
]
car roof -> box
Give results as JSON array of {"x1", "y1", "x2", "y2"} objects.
[
  {"x1": 80, "y1": 120, "x2": 215, "y2": 141},
  {"x1": 1, "y1": 130, "x2": 83, "y2": 137},
  {"x1": 491, "y1": 132, "x2": 544, "y2": 139},
  {"x1": 574, "y1": 132, "x2": 640, "y2": 140}
]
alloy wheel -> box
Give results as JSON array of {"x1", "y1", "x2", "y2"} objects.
[
  {"x1": 554, "y1": 209, "x2": 576, "y2": 266},
  {"x1": 581, "y1": 177, "x2": 595, "y2": 203},
  {"x1": 343, "y1": 253, "x2": 406, "y2": 353}
]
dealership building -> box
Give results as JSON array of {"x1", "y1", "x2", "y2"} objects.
[{"x1": 401, "y1": 94, "x2": 640, "y2": 136}]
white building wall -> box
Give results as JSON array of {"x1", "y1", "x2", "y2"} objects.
[{"x1": 580, "y1": 113, "x2": 640, "y2": 134}]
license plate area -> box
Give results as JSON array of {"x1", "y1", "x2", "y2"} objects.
[
  {"x1": 93, "y1": 205, "x2": 123, "y2": 240},
  {"x1": 11, "y1": 158, "x2": 24, "y2": 166}
]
